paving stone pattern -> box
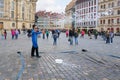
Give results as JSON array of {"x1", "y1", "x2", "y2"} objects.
[{"x1": 0, "y1": 32, "x2": 120, "y2": 80}]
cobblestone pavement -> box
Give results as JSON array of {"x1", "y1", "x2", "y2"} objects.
[{"x1": 0, "y1": 32, "x2": 120, "y2": 80}]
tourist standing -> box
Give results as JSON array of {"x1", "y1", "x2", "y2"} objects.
[
  {"x1": 46, "y1": 30, "x2": 49, "y2": 39},
  {"x1": 1, "y1": 29, "x2": 4, "y2": 39},
  {"x1": 15, "y1": 29, "x2": 19, "y2": 39},
  {"x1": 106, "y1": 30, "x2": 110, "y2": 44},
  {"x1": 4, "y1": 29, "x2": 7, "y2": 40},
  {"x1": 42, "y1": 29, "x2": 45, "y2": 39},
  {"x1": 80, "y1": 30, "x2": 85, "y2": 38},
  {"x1": 52, "y1": 29, "x2": 58, "y2": 45},
  {"x1": 66, "y1": 30, "x2": 69, "y2": 37},
  {"x1": 11, "y1": 29, "x2": 16, "y2": 39},
  {"x1": 31, "y1": 25, "x2": 41, "y2": 58},
  {"x1": 74, "y1": 29, "x2": 79, "y2": 45},
  {"x1": 69, "y1": 29, "x2": 74, "y2": 45},
  {"x1": 110, "y1": 30, "x2": 114, "y2": 43}
]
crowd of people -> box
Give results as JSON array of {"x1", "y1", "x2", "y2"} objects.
[
  {"x1": 0, "y1": 29, "x2": 20, "y2": 40},
  {"x1": 0, "y1": 27, "x2": 116, "y2": 45},
  {"x1": 0, "y1": 25, "x2": 117, "y2": 58}
]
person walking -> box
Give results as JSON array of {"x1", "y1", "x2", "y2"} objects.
[
  {"x1": 88, "y1": 30, "x2": 92, "y2": 39},
  {"x1": 31, "y1": 25, "x2": 41, "y2": 58},
  {"x1": 105, "y1": 30, "x2": 110, "y2": 44},
  {"x1": 4, "y1": 29, "x2": 7, "y2": 40},
  {"x1": 52, "y1": 29, "x2": 58, "y2": 45},
  {"x1": 15, "y1": 29, "x2": 19, "y2": 39},
  {"x1": 93, "y1": 29, "x2": 98, "y2": 39},
  {"x1": 1, "y1": 29, "x2": 4, "y2": 40},
  {"x1": 46, "y1": 30, "x2": 49, "y2": 39},
  {"x1": 42, "y1": 29, "x2": 45, "y2": 39},
  {"x1": 66, "y1": 30, "x2": 69, "y2": 37},
  {"x1": 11, "y1": 29, "x2": 16, "y2": 39},
  {"x1": 110, "y1": 30, "x2": 114, "y2": 43},
  {"x1": 80, "y1": 30, "x2": 85, "y2": 38},
  {"x1": 69, "y1": 29, "x2": 74, "y2": 45},
  {"x1": 74, "y1": 29, "x2": 79, "y2": 45}
]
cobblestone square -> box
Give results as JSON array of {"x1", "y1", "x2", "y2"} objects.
[{"x1": 0, "y1": 32, "x2": 120, "y2": 80}]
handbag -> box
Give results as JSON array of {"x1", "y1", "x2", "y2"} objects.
[{"x1": 68, "y1": 38, "x2": 71, "y2": 41}]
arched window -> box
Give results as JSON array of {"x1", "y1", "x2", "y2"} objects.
[
  {"x1": 12, "y1": 23, "x2": 15, "y2": 27},
  {"x1": 104, "y1": 4, "x2": 106, "y2": 9},
  {"x1": 111, "y1": 19, "x2": 114, "y2": 23},
  {"x1": 108, "y1": 19, "x2": 111, "y2": 24},
  {"x1": 116, "y1": 28, "x2": 120, "y2": 32},
  {"x1": 108, "y1": 3, "x2": 111, "y2": 8},
  {"x1": 117, "y1": 18, "x2": 120, "y2": 24},
  {"x1": 103, "y1": 20, "x2": 105, "y2": 24},
  {"x1": 100, "y1": 20, "x2": 102, "y2": 24},
  {"x1": 112, "y1": 2, "x2": 114, "y2": 7}
]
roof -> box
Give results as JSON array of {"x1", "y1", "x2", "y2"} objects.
[
  {"x1": 65, "y1": 0, "x2": 76, "y2": 12},
  {"x1": 76, "y1": 0, "x2": 90, "y2": 5}
]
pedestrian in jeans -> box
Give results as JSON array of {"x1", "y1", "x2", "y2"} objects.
[
  {"x1": 1, "y1": 29, "x2": 4, "y2": 40},
  {"x1": 106, "y1": 30, "x2": 110, "y2": 44},
  {"x1": 74, "y1": 29, "x2": 79, "y2": 45},
  {"x1": 110, "y1": 30, "x2": 114, "y2": 43},
  {"x1": 4, "y1": 29, "x2": 7, "y2": 40},
  {"x1": 69, "y1": 29, "x2": 74, "y2": 45},
  {"x1": 15, "y1": 29, "x2": 19, "y2": 39},
  {"x1": 31, "y1": 25, "x2": 41, "y2": 58},
  {"x1": 52, "y1": 29, "x2": 58, "y2": 45}
]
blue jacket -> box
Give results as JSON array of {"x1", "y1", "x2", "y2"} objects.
[{"x1": 31, "y1": 30, "x2": 41, "y2": 48}]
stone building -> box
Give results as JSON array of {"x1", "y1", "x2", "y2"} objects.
[
  {"x1": 75, "y1": 0, "x2": 98, "y2": 30},
  {"x1": 98, "y1": 0, "x2": 120, "y2": 32},
  {"x1": 0, "y1": 0, "x2": 37, "y2": 30},
  {"x1": 65, "y1": 0, "x2": 76, "y2": 29},
  {"x1": 36, "y1": 11, "x2": 65, "y2": 29}
]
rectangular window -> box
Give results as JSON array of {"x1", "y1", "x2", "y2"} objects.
[
  {"x1": 0, "y1": 0, "x2": 4, "y2": 8},
  {"x1": 118, "y1": 1, "x2": 120, "y2": 6},
  {"x1": 94, "y1": 0, "x2": 96, "y2": 5},
  {"x1": 118, "y1": 10, "x2": 120, "y2": 15}
]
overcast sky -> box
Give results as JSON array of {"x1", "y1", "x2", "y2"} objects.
[{"x1": 36, "y1": 0, "x2": 72, "y2": 13}]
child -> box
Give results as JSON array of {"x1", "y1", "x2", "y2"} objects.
[{"x1": 31, "y1": 25, "x2": 41, "y2": 58}]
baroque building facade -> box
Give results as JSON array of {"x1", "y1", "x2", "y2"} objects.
[
  {"x1": 98, "y1": 0, "x2": 120, "y2": 32},
  {"x1": 0, "y1": 0, "x2": 37, "y2": 30}
]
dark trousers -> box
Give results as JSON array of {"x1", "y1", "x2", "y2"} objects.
[
  {"x1": 31, "y1": 46, "x2": 39, "y2": 57},
  {"x1": 53, "y1": 37, "x2": 57, "y2": 45},
  {"x1": 106, "y1": 37, "x2": 110, "y2": 44}
]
